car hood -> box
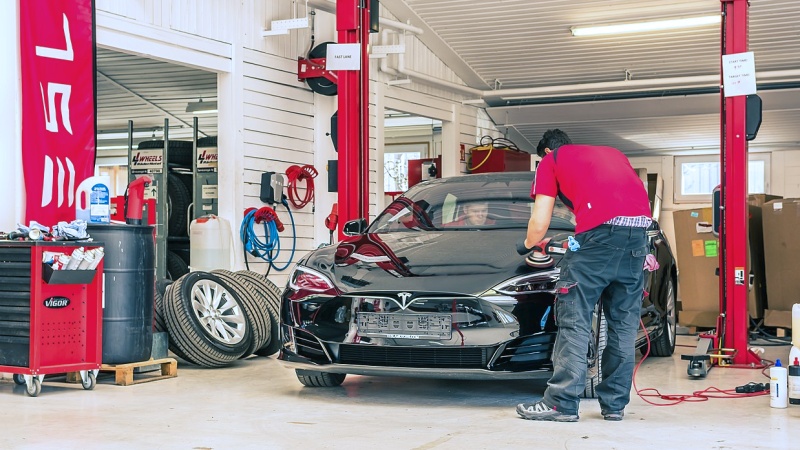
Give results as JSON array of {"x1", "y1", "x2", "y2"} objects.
[{"x1": 301, "y1": 229, "x2": 574, "y2": 296}]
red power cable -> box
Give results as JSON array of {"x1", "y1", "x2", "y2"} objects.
[
  {"x1": 633, "y1": 319, "x2": 770, "y2": 406},
  {"x1": 286, "y1": 164, "x2": 318, "y2": 209}
]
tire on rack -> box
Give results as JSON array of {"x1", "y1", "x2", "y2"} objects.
[
  {"x1": 154, "y1": 278, "x2": 173, "y2": 333},
  {"x1": 163, "y1": 271, "x2": 253, "y2": 367},
  {"x1": 649, "y1": 277, "x2": 677, "y2": 357},
  {"x1": 167, "y1": 251, "x2": 190, "y2": 280},
  {"x1": 296, "y1": 370, "x2": 346, "y2": 387},
  {"x1": 210, "y1": 269, "x2": 271, "y2": 357},
  {"x1": 232, "y1": 270, "x2": 283, "y2": 357},
  {"x1": 167, "y1": 172, "x2": 191, "y2": 236},
  {"x1": 137, "y1": 139, "x2": 194, "y2": 168},
  {"x1": 582, "y1": 303, "x2": 607, "y2": 399}
]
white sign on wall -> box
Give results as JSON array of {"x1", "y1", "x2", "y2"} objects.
[
  {"x1": 326, "y1": 43, "x2": 361, "y2": 71},
  {"x1": 722, "y1": 51, "x2": 757, "y2": 97}
]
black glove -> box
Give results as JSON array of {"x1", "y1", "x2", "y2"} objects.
[{"x1": 516, "y1": 239, "x2": 533, "y2": 255}]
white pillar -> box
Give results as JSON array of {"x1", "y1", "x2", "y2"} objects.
[{"x1": 0, "y1": 1, "x2": 23, "y2": 230}]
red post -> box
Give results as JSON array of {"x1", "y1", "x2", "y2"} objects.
[
  {"x1": 336, "y1": 0, "x2": 370, "y2": 239},
  {"x1": 720, "y1": 0, "x2": 760, "y2": 366}
]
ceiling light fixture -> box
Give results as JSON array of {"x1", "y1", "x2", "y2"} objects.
[
  {"x1": 185, "y1": 99, "x2": 218, "y2": 114},
  {"x1": 570, "y1": 15, "x2": 721, "y2": 37}
]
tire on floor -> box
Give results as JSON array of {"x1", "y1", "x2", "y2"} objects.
[
  {"x1": 210, "y1": 269, "x2": 271, "y2": 357},
  {"x1": 163, "y1": 271, "x2": 253, "y2": 367},
  {"x1": 232, "y1": 270, "x2": 283, "y2": 357}
]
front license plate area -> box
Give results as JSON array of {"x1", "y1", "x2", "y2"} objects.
[{"x1": 357, "y1": 312, "x2": 452, "y2": 339}]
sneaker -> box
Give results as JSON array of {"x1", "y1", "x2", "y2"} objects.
[
  {"x1": 601, "y1": 410, "x2": 624, "y2": 421},
  {"x1": 516, "y1": 400, "x2": 579, "y2": 422}
]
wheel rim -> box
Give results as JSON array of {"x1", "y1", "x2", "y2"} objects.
[
  {"x1": 665, "y1": 279, "x2": 677, "y2": 347},
  {"x1": 190, "y1": 278, "x2": 246, "y2": 345}
]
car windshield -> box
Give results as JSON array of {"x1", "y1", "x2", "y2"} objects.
[{"x1": 369, "y1": 173, "x2": 576, "y2": 233}]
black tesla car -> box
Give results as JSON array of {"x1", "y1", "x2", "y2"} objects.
[{"x1": 279, "y1": 171, "x2": 677, "y2": 396}]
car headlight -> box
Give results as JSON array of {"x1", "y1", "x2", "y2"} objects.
[
  {"x1": 492, "y1": 268, "x2": 560, "y2": 295},
  {"x1": 287, "y1": 265, "x2": 340, "y2": 300}
]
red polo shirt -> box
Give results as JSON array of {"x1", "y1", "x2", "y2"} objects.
[{"x1": 531, "y1": 144, "x2": 651, "y2": 234}]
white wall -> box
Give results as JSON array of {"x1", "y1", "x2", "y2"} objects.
[{"x1": 0, "y1": 1, "x2": 22, "y2": 232}]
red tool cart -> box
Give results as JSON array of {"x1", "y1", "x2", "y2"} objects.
[{"x1": 0, "y1": 241, "x2": 103, "y2": 397}]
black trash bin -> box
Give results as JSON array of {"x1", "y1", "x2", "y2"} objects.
[{"x1": 87, "y1": 224, "x2": 155, "y2": 364}]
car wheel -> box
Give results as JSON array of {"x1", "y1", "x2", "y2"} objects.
[
  {"x1": 650, "y1": 277, "x2": 677, "y2": 357},
  {"x1": 163, "y1": 272, "x2": 252, "y2": 367},
  {"x1": 582, "y1": 303, "x2": 607, "y2": 399},
  {"x1": 296, "y1": 370, "x2": 346, "y2": 387}
]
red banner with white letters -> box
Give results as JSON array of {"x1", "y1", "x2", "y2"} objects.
[{"x1": 19, "y1": 0, "x2": 96, "y2": 225}]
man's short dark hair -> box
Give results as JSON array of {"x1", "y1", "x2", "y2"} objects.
[{"x1": 536, "y1": 129, "x2": 572, "y2": 158}]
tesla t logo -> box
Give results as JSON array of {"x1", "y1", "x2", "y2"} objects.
[{"x1": 397, "y1": 292, "x2": 413, "y2": 309}]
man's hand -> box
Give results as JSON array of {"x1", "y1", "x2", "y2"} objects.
[{"x1": 516, "y1": 239, "x2": 532, "y2": 255}]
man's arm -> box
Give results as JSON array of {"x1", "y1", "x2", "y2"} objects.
[{"x1": 524, "y1": 194, "x2": 555, "y2": 249}]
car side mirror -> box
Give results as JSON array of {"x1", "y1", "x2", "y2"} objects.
[{"x1": 343, "y1": 218, "x2": 368, "y2": 236}]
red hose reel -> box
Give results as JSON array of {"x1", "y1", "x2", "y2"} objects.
[{"x1": 285, "y1": 164, "x2": 318, "y2": 209}]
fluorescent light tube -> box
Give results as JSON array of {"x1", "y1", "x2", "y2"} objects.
[{"x1": 571, "y1": 15, "x2": 721, "y2": 37}]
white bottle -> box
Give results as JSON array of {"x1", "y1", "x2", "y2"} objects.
[{"x1": 770, "y1": 359, "x2": 788, "y2": 409}]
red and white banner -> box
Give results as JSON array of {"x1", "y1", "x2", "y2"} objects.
[{"x1": 19, "y1": 0, "x2": 96, "y2": 225}]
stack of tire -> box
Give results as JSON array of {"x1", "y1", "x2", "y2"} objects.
[
  {"x1": 153, "y1": 269, "x2": 282, "y2": 367},
  {"x1": 137, "y1": 139, "x2": 196, "y2": 280}
]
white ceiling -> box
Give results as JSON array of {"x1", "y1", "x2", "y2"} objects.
[
  {"x1": 384, "y1": 0, "x2": 800, "y2": 154},
  {"x1": 96, "y1": 1, "x2": 800, "y2": 156},
  {"x1": 96, "y1": 47, "x2": 217, "y2": 153}
]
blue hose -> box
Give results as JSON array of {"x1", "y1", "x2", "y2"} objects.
[{"x1": 239, "y1": 199, "x2": 296, "y2": 271}]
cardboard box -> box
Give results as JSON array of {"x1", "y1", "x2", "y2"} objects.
[
  {"x1": 747, "y1": 194, "x2": 782, "y2": 319},
  {"x1": 762, "y1": 199, "x2": 800, "y2": 328},
  {"x1": 673, "y1": 208, "x2": 719, "y2": 327}
]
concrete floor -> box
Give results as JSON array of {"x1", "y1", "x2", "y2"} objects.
[{"x1": 1, "y1": 335, "x2": 796, "y2": 450}]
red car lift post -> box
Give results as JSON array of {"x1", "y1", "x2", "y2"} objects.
[
  {"x1": 718, "y1": 0, "x2": 761, "y2": 367},
  {"x1": 336, "y1": 0, "x2": 371, "y2": 240},
  {"x1": 686, "y1": 0, "x2": 762, "y2": 376}
]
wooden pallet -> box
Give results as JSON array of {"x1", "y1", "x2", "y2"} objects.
[{"x1": 99, "y1": 358, "x2": 178, "y2": 386}]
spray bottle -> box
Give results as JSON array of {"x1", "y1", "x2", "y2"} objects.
[
  {"x1": 790, "y1": 304, "x2": 800, "y2": 366},
  {"x1": 770, "y1": 359, "x2": 788, "y2": 409}
]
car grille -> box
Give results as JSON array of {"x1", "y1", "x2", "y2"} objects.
[
  {"x1": 338, "y1": 345, "x2": 489, "y2": 369},
  {"x1": 295, "y1": 329, "x2": 329, "y2": 362}
]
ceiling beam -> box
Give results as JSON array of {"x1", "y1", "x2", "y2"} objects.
[{"x1": 380, "y1": 0, "x2": 488, "y2": 89}]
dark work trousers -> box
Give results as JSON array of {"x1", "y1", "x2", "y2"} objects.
[{"x1": 542, "y1": 224, "x2": 648, "y2": 416}]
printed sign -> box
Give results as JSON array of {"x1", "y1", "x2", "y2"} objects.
[
  {"x1": 20, "y1": 0, "x2": 96, "y2": 224},
  {"x1": 197, "y1": 147, "x2": 218, "y2": 173},
  {"x1": 130, "y1": 149, "x2": 164, "y2": 174},
  {"x1": 722, "y1": 51, "x2": 757, "y2": 97},
  {"x1": 326, "y1": 43, "x2": 361, "y2": 71},
  {"x1": 201, "y1": 185, "x2": 218, "y2": 200}
]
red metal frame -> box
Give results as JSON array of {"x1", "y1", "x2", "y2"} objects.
[
  {"x1": 336, "y1": 0, "x2": 371, "y2": 240},
  {"x1": 719, "y1": 0, "x2": 761, "y2": 366},
  {"x1": 297, "y1": 57, "x2": 338, "y2": 84}
]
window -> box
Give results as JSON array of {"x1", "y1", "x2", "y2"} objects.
[
  {"x1": 383, "y1": 142, "x2": 428, "y2": 193},
  {"x1": 674, "y1": 154, "x2": 770, "y2": 203}
]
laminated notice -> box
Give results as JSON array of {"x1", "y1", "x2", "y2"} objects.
[
  {"x1": 705, "y1": 240, "x2": 718, "y2": 257},
  {"x1": 692, "y1": 240, "x2": 705, "y2": 257}
]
